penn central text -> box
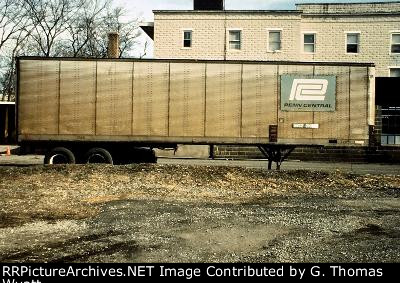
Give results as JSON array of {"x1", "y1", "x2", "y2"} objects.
[{"x1": 284, "y1": 103, "x2": 332, "y2": 108}]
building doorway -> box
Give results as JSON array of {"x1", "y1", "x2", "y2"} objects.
[{"x1": 375, "y1": 77, "x2": 400, "y2": 145}]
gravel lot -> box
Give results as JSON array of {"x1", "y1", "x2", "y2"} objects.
[{"x1": 0, "y1": 164, "x2": 399, "y2": 262}]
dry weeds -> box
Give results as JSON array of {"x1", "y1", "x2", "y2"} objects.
[{"x1": 0, "y1": 164, "x2": 399, "y2": 227}]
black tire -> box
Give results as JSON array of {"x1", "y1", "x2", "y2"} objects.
[
  {"x1": 44, "y1": 147, "x2": 76, "y2": 165},
  {"x1": 85, "y1": 148, "x2": 113, "y2": 165}
]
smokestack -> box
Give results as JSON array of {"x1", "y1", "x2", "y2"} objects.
[{"x1": 108, "y1": 32, "x2": 119, "y2": 58}]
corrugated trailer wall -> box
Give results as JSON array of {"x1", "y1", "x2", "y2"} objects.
[
  {"x1": 97, "y1": 61, "x2": 133, "y2": 136},
  {"x1": 241, "y1": 64, "x2": 277, "y2": 139},
  {"x1": 169, "y1": 63, "x2": 206, "y2": 137},
  {"x1": 19, "y1": 60, "x2": 59, "y2": 135},
  {"x1": 18, "y1": 58, "x2": 374, "y2": 146},
  {"x1": 59, "y1": 61, "x2": 96, "y2": 135}
]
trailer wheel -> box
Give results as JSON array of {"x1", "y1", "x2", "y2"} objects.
[
  {"x1": 85, "y1": 148, "x2": 113, "y2": 165},
  {"x1": 44, "y1": 147, "x2": 76, "y2": 165}
]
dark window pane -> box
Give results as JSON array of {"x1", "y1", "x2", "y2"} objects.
[
  {"x1": 184, "y1": 32, "x2": 191, "y2": 40},
  {"x1": 390, "y1": 69, "x2": 400, "y2": 77},
  {"x1": 304, "y1": 34, "x2": 315, "y2": 44},
  {"x1": 347, "y1": 44, "x2": 358, "y2": 53},
  {"x1": 392, "y1": 44, "x2": 400, "y2": 53},
  {"x1": 183, "y1": 31, "x2": 192, "y2": 47}
]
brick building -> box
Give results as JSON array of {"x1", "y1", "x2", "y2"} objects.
[
  {"x1": 142, "y1": 0, "x2": 400, "y2": 158},
  {"x1": 153, "y1": 1, "x2": 400, "y2": 78}
]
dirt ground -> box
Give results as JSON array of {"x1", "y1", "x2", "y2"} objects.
[{"x1": 0, "y1": 164, "x2": 399, "y2": 262}]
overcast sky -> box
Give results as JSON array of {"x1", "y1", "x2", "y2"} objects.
[
  {"x1": 116, "y1": 0, "x2": 399, "y2": 21},
  {"x1": 120, "y1": 0, "x2": 397, "y2": 57}
]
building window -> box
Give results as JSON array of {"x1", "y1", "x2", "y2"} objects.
[
  {"x1": 391, "y1": 33, "x2": 400, "y2": 54},
  {"x1": 303, "y1": 33, "x2": 316, "y2": 53},
  {"x1": 390, "y1": 68, "x2": 400, "y2": 77},
  {"x1": 268, "y1": 30, "x2": 282, "y2": 52},
  {"x1": 183, "y1": 30, "x2": 192, "y2": 48},
  {"x1": 229, "y1": 30, "x2": 241, "y2": 50},
  {"x1": 346, "y1": 33, "x2": 360, "y2": 54}
]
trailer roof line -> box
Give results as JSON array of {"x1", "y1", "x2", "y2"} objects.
[{"x1": 17, "y1": 56, "x2": 375, "y2": 67}]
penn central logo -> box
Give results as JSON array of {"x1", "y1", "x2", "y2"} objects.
[{"x1": 289, "y1": 79, "x2": 329, "y2": 101}]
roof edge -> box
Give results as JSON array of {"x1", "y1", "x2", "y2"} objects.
[
  {"x1": 296, "y1": 1, "x2": 400, "y2": 5},
  {"x1": 153, "y1": 10, "x2": 302, "y2": 14}
]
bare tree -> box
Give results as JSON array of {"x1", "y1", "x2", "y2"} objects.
[
  {"x1": 23, "y1": 0, "x2": 85, "y2": 57},
  {"x1": 0, "y1": 0, "x2": 31, "y2": 52},
  {"x1": 0, "y1": 0, "x2": 33, "y2": 101},
  {"x1": 49, "y1": 2, "x2": 142, "y2": 58},
  {"x1": 139, "y1": 39, "x2": 149, "y2": 59},
  {"x1": 0, "y1": 26, "x2": 35, "y2": 101},
  {"x1": 65, "y1": 0, "x2": 110, "y2": 57},
  {"x1": 0, "y1": 0, "x2": 147, "y2": 101}
]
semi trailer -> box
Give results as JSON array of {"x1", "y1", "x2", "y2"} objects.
[{"x1": 16, "y1": 57, "x2": 375, "y2": 169}]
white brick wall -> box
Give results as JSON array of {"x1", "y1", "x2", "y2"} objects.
[
  {"x1": 299, "y1": 16, "x2": 400, "y2": 76},
  {"x1": 153, "y1": 3, "x2": 400, "y2": 77}
]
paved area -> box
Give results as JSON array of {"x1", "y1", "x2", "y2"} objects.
[
  {"x1": 0, "y1": 154, "x2": 44, "y2": 166},
  {"x1": 2, "y1": 198, "x2": 399, "y2": 263},
  {"x1": 0, "y1": 165, "x2": 399, "y2": 263}
]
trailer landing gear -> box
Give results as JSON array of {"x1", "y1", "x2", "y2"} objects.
[{"x1": 258, "y1": 145, "x2": 296, "y2": 170}]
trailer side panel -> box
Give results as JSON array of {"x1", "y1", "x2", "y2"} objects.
[
  {"x1": 97, "y1": 61, "x2": 133, "y2": 136},
  {"x1": 59, "y1": 61, "x2": 96, "y2": 135},
  {"x1": 169, "y1": 63, "x2": 206, "y2": 137},
  {"x1": 19, "y1": 60, "x2": 59, "y2": 135},
  {"x1": 17, "y1": 58, "x2": 374, "y2": 146},
  {"x1": 241, "y1": 64, "x2": 277, "y2": 138}
]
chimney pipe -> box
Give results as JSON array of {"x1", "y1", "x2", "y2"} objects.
[
  {"x1": 194, "y1": 0, "x2": 224, "y2": 10},
  {"x1": 108, "y1": 32, "x2": 119, "y2": 58}
]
